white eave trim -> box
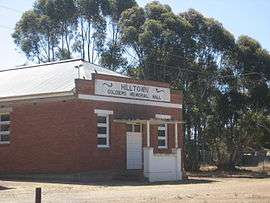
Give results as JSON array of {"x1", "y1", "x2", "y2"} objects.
[
  {"x1": 0, "y1": 91, "x2": 75, "y2": 103},
  {"x1": 95, "y1": 109, "x2": 113, "y2": 115},
  {"x1": 79, "y1": 94, "x2": 182, "y2": 109},
  {"x1": 155, "y1": 114, "x2": 172, "y2": 120}
]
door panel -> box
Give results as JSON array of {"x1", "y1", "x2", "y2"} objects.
[{"x1": 126, "y1": 132, "x2": 142, "y2": 169}]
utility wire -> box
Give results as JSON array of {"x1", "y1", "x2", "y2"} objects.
[
  {"x1": 0, "y1": 5, "x2": 21, "y2": 30},
  {"x1": 0, "y1": 5, "x2": 22, "y2": 13},
  {"x1": 0, "y1": 24, "x2": 13, "y2": 30},
  {"x1": 124, "y1": 47, "x2": 266, "y2": 87},
  {"x1": 124, "y1": 47, "x2": 210, "y2": 76}
]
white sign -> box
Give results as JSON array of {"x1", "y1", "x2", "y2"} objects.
[{"x1": 95, "y1": 79, "x2": 170, "y2": 102}]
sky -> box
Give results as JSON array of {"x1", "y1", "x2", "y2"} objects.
[{"x1": 0, "y1": 0, "x2": 269, "y2": 69}]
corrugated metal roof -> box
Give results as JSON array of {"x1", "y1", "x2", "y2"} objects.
[{"x1": 0, "y1": 59, "x2": 126, "y2": 99}]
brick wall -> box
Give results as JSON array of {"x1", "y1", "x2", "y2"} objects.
[{"x1": 0, "y1": 76, "x2": 183, "y2": 173}]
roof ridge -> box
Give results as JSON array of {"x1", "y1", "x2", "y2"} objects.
[{"x1": 0, "y1": 58, "x2": 84, "y2": 73}]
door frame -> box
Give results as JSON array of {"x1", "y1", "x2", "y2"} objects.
[{"x1": 126, "y1": 124, "x2": 143, "y2": 169}]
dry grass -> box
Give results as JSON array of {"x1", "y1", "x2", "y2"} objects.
[
  {"x1": 201, "y1": 162, "x2": 270, "y2": 174},
  {"x1": 199, "y1": 164, "x2": 218, "y2": 172},
  {"x1": 188, "y1": 163, "x2": 270, "y2": 178},
  {"x1": 240, "y1": 162, "x2": 270, "y2": 175}
]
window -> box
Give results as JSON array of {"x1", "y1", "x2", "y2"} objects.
[
  {"x1": 97, "y1": 115, "x2": 109, "y2": 148},
  {"x1": 0, "y1": 113, "x2": 11, "y2": 144},
  {"x1": 127, "y1": 124, "x2": 141, "y2": 132},
  {"x1": 95, "y1": 109, "x2": 113, "y2": 148},
  {"x1": 158, "y1": 124, "x2": 167, "y2": 148},
  {"x1": 127, "y1": 124, "x2": 133, "y2": 132}
]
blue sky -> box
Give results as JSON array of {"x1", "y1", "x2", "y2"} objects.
[{"x1": 0, "y1": 0, "x2": 269, "y2": 68}]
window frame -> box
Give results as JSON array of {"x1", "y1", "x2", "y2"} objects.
[
  {"x1": 95, "y1": 109, "x2": 113, "y2": 149},
  {"x1": 157, "y1": 124, "x2": 168, "y2": 149},
  {"x1": 127, "y1": 123, "x2": 142, "y2": 133},
  {"x1": 97, "y1": 114, "x2": 109, "y2": 148},
  {"x1": 0, "y1": 112, "x2": 11, "y2": 144}
]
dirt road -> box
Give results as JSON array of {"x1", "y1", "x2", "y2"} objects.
[{"x1": 0, "y1": 177, "x2": 270, "y2": 203}]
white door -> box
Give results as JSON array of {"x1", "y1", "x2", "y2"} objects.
[{"x1": 126, "y1": 132, "x2": 142, "y2": 169}]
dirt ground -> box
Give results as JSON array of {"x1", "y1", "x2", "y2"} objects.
[{"x1": 0, "y1": 177, "x2": 270, "y2": 203}]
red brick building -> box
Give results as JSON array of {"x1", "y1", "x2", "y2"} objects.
[{"x1": 0, "y1": 59, "x2": 183, "y2": 182}]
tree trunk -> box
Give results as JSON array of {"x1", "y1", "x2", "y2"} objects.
[
  {"x1": 47, "y1": 35, "x2": 50, "y2": 62},
  {"x1": 65, "y1": 29, "x2": 70, "y2": 57},
  {"x1": 51, "y1": 42, "x2": 55, "y2": 61},
  {"x1": 61, "y1": 33, "x2": 64, "y2": 51},
  {"x1": 112, "y1": 22, "x2": 115, "y2": 45},
  {"x1": 80, "y1": 18, "x2": 85, "y2": 60},
  {"x1": 91, "y1": 37, "x2": 95, "y2": 63},
  {"x1": 87, "y1": 21, "x2": 91, "y2": 62}
]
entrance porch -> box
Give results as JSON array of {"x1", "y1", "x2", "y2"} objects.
[{"x1": 114, "y1": 118, "x2": 184, "y2": 182}]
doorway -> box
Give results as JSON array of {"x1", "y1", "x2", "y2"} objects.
[{"x1": 126, "y1": 124, "x2": 142, "y2": 169}]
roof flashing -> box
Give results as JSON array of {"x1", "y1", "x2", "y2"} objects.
[{"x1": 0, "y1": 58, "x2": 84, "y2": 73}]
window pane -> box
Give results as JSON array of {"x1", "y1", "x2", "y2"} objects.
[
  {"x1": 1, "y1": 114, "x2": 10, "y2": 122},
  {"x1": 134, "y1": 124, "x2": 141, "y2": 132},
  {"x1": 158, "y1": 139, "x2": 166, "y2": 147},
  {"x1": 97, "y1": 116, "x2": 107, "y2": 124},
  {"x1": 98, "y1": 126, "x2": 107, "y2": 134},
  {"x1": 127, "y1": 124, "x2": 133, "y2": 132},
  {"x1": 97, "y1": 137, "x2": 107, "y2": 145},
  {"x1": 1, "y1": 134, "x2": 9, "y2": 142},
  {"x1": 158, "y1": 130, "x2": 165, "y2": 137},
  {"x1": 0, "y1": 124, "x2": 10, "y2": 132}
]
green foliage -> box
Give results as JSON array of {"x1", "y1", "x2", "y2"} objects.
[
  {"x1": 99, "y1": 0, "x2": 136, "y2": 70},
  {"x1": 13, "y1": 0, "x2": 135, "y2": 65},
  {"x1": 109, "y1": 0, "x2": 137, "y2": 22},
  {"x1": 120, "y1": 2, "x2": 270, "y2": 170},
  {"x1": 120, "y1": 2, "x2": 193, "y2": 81},
  {"x1": 100, "y1": 42, "x2": 128, "y2": 71},
  {"x1": 12, "y1": 10, "x2": 55, "y2": 62}
]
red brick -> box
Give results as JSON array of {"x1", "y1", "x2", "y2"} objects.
[{"x1": 0, "y1": 77, "x2": 183, "y2": 173}]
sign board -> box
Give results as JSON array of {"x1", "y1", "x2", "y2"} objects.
[{"x1": 95, "y1": 79, "x2": 170, "y2": 102}]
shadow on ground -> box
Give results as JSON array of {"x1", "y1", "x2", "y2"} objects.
[
  {"x1": 0, "y1": 185, "x2": 13, "y2": 191},
  {"x1": 0, "y1": 173, "x2": 218, "y2": 187}
]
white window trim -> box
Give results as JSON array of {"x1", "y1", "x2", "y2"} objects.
[
  {"x1": 0, "y1": 112, "x2": 11, "y2": 144},
  {"x1": 95, "y1": 109, "x2": 113, "y2": 148},
  {"x1": 158, "y1": 124, "x2": 168, "y2": 149},
  {"x1": 95, "y1": 109, "x2": 113, "y2": 115},
  {"x1": 155, "y1": 114, "x2": 171, "y2": 120},
  {"x1": 155, "y1": 114, "x2": 170, "y2": 149},
  {"x1": 97, "y1": 114, "x2": 109, "y2": 148}
]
